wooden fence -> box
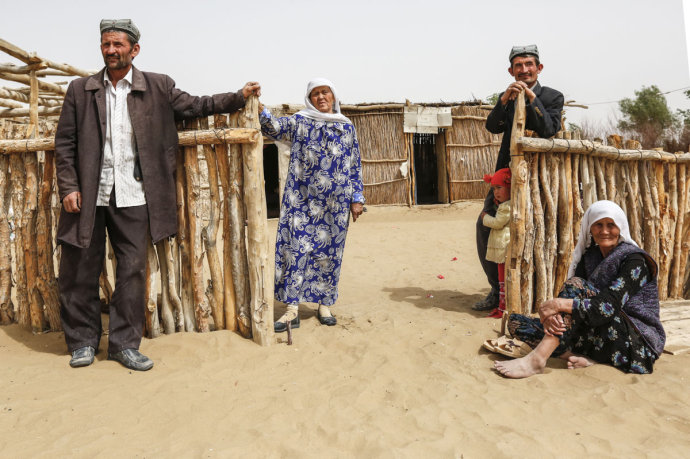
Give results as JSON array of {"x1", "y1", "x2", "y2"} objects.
[
  {"x1": 506, "y1": 94, "x2": 690, "y2": 314},
  {"x1": 0, "y1": 101, "x2": 275, "y2": 346}
]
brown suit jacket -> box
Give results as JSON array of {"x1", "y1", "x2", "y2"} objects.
[{"x1": 55, "y1": 66, "x2": 246, "y2": 248}]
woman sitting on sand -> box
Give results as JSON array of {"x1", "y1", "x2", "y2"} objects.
[
  {"x1": 259, "y1": 78, "x2": 365, "y2": 333},
  {"x1": 494, "y1": 200, "x2": 665, "y2": 378}
]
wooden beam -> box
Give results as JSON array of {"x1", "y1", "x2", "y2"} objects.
[
  {"x1": 0, "y1": 38, "x2": 41, "y2": 64},
  {"x1": 517, "y1": 137, "x2": 690, "y2": 163},
  {"x1": 0, "y1": 72, "x2": 66, "y2": 95},
  {"x1": 0, "y1": 127, "x2": 259, "y2": 153},
  {"x1": 0, "y1": 106, "x2": 61, "y2": 118}
]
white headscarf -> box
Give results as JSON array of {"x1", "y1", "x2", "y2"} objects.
[
  {"x1": 296, "y1": 78, "x2": 352, "y2": 124},
  {"x1": 567, "y1": 200, "x2": 639, "y2": 278}
]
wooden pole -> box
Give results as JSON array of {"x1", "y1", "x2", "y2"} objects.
[
  {"x1": 0, "y1": 153, "x2": 13, "y2": 324},
  {"x1": 213, "y1": 114, "x2": 239, "y2": 333},
  {"x1": 506, "y1": 92, "x2": 527, "y2": 313},
  {"x1": 554, "y1": 153, "x2": 573, "y2": 293},
  {"x1": 198, "y1": 117, "x2": 224, "y2": 330},
  {"x1": 670, "y1": 164, "x2": 687, "y2": 298},
  {"x1": 639, "y1": 161, "x2": 658, "y2": 261},
  {"x1": 156, "y1": 239, "x2": 182, "y2": 333},
  {"x1": 520, "y1": 153, "x2": 535, "y2": 313},
  {"x1": 35, "y1": 150, "x2": 61, "y2": 330},
  {"x1": 593, "y1": 157, "x2": 607, "y2": 200},
  {"x1": 225, "y1": 112, "x2": 252, "y2": 337},
  {"x1": 0, "y1": 72, "x2": 66, "y2": 96},
  {"x1": 9, "y1": 154, "x2": 29, "y2": 326},
  {"x1": 530, "y1": 153, "x2": 547, "y2": 310},
  {"x1": 184, "y1": 119, "x2": 210, "y2": 332},
  {"x1": 662, "y1": 162, "x2": 679, "y2": 300},
  {"x1": 144, "y1": 239, "x2": 161, "y2": 338},
  {"x1": 240, "y1": 96, "x2": 273, "y2": 346},
  {"x1": 0, "y1": 128, "x2": 258, "y2": 154},
  {"x1": 176, "y1": 141, "x2": 195, "y2": 332},
  {"x1": 517, "y1": 137, "x2": 690, "y2": 162}
]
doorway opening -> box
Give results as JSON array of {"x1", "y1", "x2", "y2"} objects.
[
  {"x1": 263, "y1": 144, "x2": 280, "y2": 218},
  {"x1": 413, "y1": 133, "x2": 439, "y2": 204}
]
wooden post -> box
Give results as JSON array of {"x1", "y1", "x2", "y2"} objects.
[
  {"x1": 198, "y1": 117, "x2": 224, "y2": 330},
  {"x1": 436, "y1": 129, "x2": 449, "y2": 203},
  {"x1": 520, "y1": 153, "x2": 535, "y2": 313},
  {"x1": 10, "y1": 154, "x2": 29, "y2": 327},
  {"x1": 639, "y1": 161, "x2": 658, "y2": 261},
  {"x1": 176, "y1": 141, "x2": 195, "y2": 332},
  {"x1": 670, "y1": 163, "x2": 687, "y2": 298},
  {"x1": 506, "y1": 92, "x2": 527, "y2": 313},
  {"x1": 225, "y1": 112, "x2": 252, "y2": 337},
  {"x1": 35, "y1": 150, "x2": 60, "y2": 330},
  {"x1": 554, "y1": 153, "x2": 573, "y2": 293},
  {"x1": 184, "y1": 119, "x2": 210, "y2": 332},
  {"x1": 661, "y1": 163, "x2": 678, "y2": 299},
  {"x1": 572, "y1": 155, "x2": 584, "y2": 239},
  {"x1": 240, "y1": 96, "x2": 273, "y2": 345},
  {"x1": 593, "y1": 157, "x2": 607, "y2": 200},
  {"x1": 530, "y1": 153, "x2": 547, "y2": 310},
  {"x1": 0, "y1": 153, "x2": 13, "y2": 324},
  {"x1": 539, "y1": 153, "x2": 557, "y2": 298},
  {"x1": 144, "y1": 239, "x2": 160, "y2": 338}
]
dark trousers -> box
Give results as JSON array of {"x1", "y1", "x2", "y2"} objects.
[
  {"x1": 476, "y1": 189, "x2": 499, "y2": 292},
  {"x1": 59, "y1": 192, "x2": 149, "y2": 353}
]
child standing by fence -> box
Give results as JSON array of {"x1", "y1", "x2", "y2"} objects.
[{"x1": 480, "y1": 168, "x2": 511, "y2": 318}]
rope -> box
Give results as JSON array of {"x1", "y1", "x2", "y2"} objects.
[{"x1": 546, "y1": 138, "x2": 555, "y2": 153}]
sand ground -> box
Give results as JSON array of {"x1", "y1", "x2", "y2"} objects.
[{"x1": 1, "y1": 202, "x2": 689, "y2": 458}]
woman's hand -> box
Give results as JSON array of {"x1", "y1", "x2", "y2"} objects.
[
  {"x1": 351, "y1": 203, "x2": 364, "y2": 222},
  {"x1": 542, "y1": 314, "x2": 566, "y2": 337},
  {"x1": 538, "y1": 298, "x2": 573, "y2": 323},
  {"x1": 538, "y1": 298, "x2": 562, "y2": 323}
]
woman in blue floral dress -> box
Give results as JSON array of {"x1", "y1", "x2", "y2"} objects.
[
  {"x1": 259, "y1": 78, "x2": 365, "y2": 333},
  {"x1": 494, "y1": 201, "x2": 665, "y2": 378}
]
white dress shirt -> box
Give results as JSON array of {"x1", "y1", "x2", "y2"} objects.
[{"x1": 97, "y1": 68, "x2": 146, "y2": 207}]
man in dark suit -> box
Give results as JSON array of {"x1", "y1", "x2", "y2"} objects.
[
  {"x1": 55, "y1": 19, "x2": 261, "y2": 370},
  {"x1": 473, "y1": 44, "x2": 563, "y2": 311}
]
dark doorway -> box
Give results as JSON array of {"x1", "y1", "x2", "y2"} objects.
[
  {"x1": 413, "y1": 133, "x2": 439, "y2": 204},
  {"x1": 263, "y1": 144, "x2": 280, "y2": 218}
]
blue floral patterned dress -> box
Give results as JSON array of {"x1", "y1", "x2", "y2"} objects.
[{"x1": 260, "y1": 110, "x2": 364, "y2": 306}]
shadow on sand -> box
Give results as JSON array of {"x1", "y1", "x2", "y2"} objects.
[{"x1": 382, "y1": 286, "x2": 494, "y2": 317}]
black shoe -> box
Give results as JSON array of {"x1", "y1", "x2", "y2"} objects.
[
  {"x1": 274, "y1": 315, "x2": 300, "y2": 333},
  {"x1": 69, "y1": 346, "x2": 95, "y2": 368},
  {"x1": 317, "y1": 309, "x2": 337, "y2": 326},
  {"x1": 108, "y1": 349, "x2": 154, "y2": 371},
  {"x1": 472, "y1": 290, "x2": 499, "y2": 311}
]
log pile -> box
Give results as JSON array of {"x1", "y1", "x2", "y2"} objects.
[{"x1": 507, "y1": 93, "x2": 690, "y2": 314}]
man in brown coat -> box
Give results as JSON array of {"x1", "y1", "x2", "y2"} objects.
[{"x1": 55, "y1": 19, "x2": 261, "y2": 370}]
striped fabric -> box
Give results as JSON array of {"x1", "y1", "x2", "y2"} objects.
[{"x1": 97, "y1": 69, "x2": 146, "y2": 207}]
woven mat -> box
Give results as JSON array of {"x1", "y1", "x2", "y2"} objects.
[{"x1": 660, "y1": 300, "x2": 690, "y2": 355}]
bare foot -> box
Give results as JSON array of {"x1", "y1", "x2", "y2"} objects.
[
  {"x1": 494, "y1": 351, "x2": 546, "y2": 379},
  {"x1": 566, "y1": 354, "x2": 596, "y2": 369}
]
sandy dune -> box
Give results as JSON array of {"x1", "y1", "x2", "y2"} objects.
[{"x1": 1, "y1": 202, "x2": 689, "y2": 457}]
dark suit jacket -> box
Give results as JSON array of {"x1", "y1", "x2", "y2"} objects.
[
  {"x1": 485, "y1": 81, "x2": 564, "y2": 172},
  {"x1": 55, "y1": 66, "x2": 246, "y2": 248}
]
